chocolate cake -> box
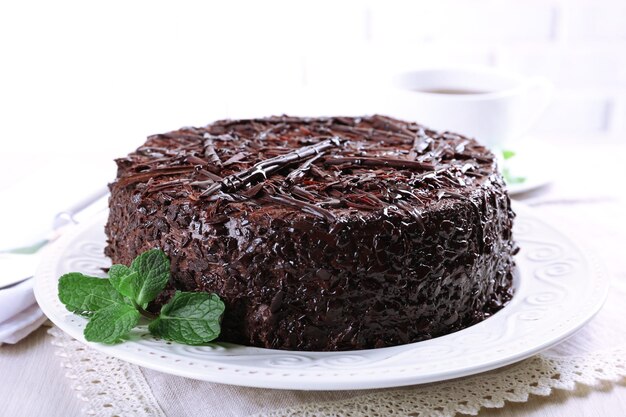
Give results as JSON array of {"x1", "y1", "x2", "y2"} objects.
[{"x1": 105, "y1": 115, "x2": 516, "y2": 351}]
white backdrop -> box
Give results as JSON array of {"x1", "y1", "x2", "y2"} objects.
[{"x1": 1, "y1": 0, "x2": 625, "y2": 154}]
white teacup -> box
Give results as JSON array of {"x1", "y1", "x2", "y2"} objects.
[{"x1": 391, "y1": 67, "x2": 553, "y2": 148}]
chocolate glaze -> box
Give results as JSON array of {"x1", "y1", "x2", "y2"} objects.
[{"x1": 105, "y1": 115, "x2": 517, "y2": 351}]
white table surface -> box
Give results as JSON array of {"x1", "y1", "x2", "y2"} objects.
[{"x1": 1, "y1": 141, "x2": 625, "y2": 417}]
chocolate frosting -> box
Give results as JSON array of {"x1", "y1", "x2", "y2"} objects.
[{"x1": 105, "y1": 115, "x2": 516, "y2": 351}]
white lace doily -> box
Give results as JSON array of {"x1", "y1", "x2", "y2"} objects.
[{"x1": 50, "y1": 326, "x2": 165, "y2": 417}]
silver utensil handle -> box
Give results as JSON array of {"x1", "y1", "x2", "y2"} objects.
[{"x1": 52, "y1": 186, "x2": 109, "y2": 230}]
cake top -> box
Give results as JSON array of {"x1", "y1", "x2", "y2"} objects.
[{"x1": 114, "y1": 115, "x2": 501, "y2": 222}]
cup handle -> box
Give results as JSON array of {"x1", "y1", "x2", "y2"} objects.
[{"x1": 522, "y1": 76, "x2": 554, "y2": 133}]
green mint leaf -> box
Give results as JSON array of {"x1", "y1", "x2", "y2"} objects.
[
  {"x1": 84, "y1": 303, "x2": 141, "y2": 344},
  {"x1": 58, "y1": 273, "x2": 126, "y2": 316},
  {"x1": 148, "y1": 292, "x2": 225, "y2": 345},
  {"x1": 129, "y1": 249, "x2": 171, "y2": 308},
  {"x1": 502, "y1": 149, "x2": 516, "y2": 160},
  {"x1": 109, "y1": 264, "x2": 140, "y2": 300}
]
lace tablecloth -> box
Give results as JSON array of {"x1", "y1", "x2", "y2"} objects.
[{"x1": 45, "y1": 146, "x2": 626, "y2": 417}]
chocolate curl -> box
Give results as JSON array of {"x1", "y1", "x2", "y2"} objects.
[
  {"x1": 284, "y1": 153, "x2": 325, "y2": 185},
  {"x1": 198, "y1": 136, "x2": 345, "y2": 197},
  {"x1": 202, "y1": 133, "x2": 223, "y2": 168}
]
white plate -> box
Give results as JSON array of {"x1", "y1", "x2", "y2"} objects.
[{"x1": 34, "y1": 203, "x2": 608, "y2": 390}]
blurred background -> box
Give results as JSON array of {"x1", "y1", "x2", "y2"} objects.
[
  {"x1": 0, "y1": 0, "x2": 625, "y2": 247},
  {"x1": 2, "y1": 0, "x2": 624, "y2": 150}
]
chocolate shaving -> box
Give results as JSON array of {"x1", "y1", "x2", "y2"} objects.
[
  {"x1": 239, "y1": 182, "x2": 265, "y2": 198},
  {"x1": 196, "y1": 169, "x2": 223, "y2": 182},
  {"x1": 258, "y1": 123, "x2": 287, "y2": 140},
  {"x1": 147, "y1": 179, "x2": 189, "y2": 192},
  {"x1": 284, "y1": 153, "x2": 325, "y2": 185},
  {"x1": 407, "y1": 128, "x2": 431, "y2": 160},
  {"x1": 202, "y1": 133, "x2": 223, "y2": 168},
  {"x1": 316, "y1": 198, "x2": 343, "y2": 208},
  {"x1": 117, "y1": 166, "x2": 195, "y2": 188},
  {"x1": 223, "y1": 152, "x2": 247, "y2": 166},
  {"x1": 454, "y1": 152, "x2": 492, "y2": 163},
  {"x1": 323, "y1": 156, "x2": 435, "y2": 171},
  {"x1": 185, "y1": 155, "x2": 209, "y2": 166},
  {"x1": 371, "y1": 114, "x2": 416, "y2": 137},
  {"x1": 135, "y1": 146, "x2": 180, "y2": 158},
  {"x1": 290, "y1": 186, "x2": 318, "y2": 202},
  {"x1": 264, "y1": 194, "x2": 336, "y2": 223},
  {"x1": 332, "y1": 124, "x2": 413, "y2": 143},
  {"x1": 396, "y1": 200, "x2": 424, "y2": 227}
]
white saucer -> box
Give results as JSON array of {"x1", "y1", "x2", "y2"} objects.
[{"x1": 496, "y1": 142, "x2": 554, "y2": 196}]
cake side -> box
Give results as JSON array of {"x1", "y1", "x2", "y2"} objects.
[{"x1": 105, "y1": 115, "x2": 516, "y2": 351}]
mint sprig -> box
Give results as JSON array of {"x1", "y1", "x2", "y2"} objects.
[{"x1": 58, "y1": 249, "x2": 225, "y2": 345}]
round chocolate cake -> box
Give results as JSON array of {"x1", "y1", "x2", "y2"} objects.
[{"x1": 105, "y1": 115, "x2": 516, "y2": 351}]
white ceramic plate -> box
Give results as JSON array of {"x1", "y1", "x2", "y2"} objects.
[{"x1": 34, "y1": 203, "x2": 608, "y2": 390}]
